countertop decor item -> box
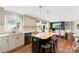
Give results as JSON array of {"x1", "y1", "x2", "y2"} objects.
[{"x1": 16, "y1": 22, "x2": 20, "y2": 29}]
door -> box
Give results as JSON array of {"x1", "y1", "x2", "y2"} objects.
[{"x1": 0, "y1": 36, "x2": 9, "y2": 52}]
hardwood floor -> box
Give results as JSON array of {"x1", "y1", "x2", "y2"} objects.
[
  {"x1": 9, "y1": 43, "x2": 32, "y2": 53},
  {"x1": 57, "y1": 38, "x2": 74, "y2": 53},
  {"x1": 9, "y1": 38, "x2": 79, "y2": 53}
]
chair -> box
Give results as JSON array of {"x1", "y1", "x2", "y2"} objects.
[
  {"x1": 49, "y1": 35, "x2": 58, "y2": 53},
  {"x1": 72, "y1": 36, "x2": 79, "y2": 50},
  {"x1": 40, "y1": 43, "x2": 51, "y2": 53}
]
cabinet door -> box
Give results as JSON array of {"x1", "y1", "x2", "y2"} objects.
[
  {"x1": 9, "y1": 34, "x2": 24, "y2": 50},
  {"x1": 32, "y1": 36, "x2": 40, "y2": 53},
  {"x1": 9, "y1": 35, "x2": 17, "y2": 50},
  {"x1": 16, "y1": 34, "x2": 24, "y2": 47},
  {"x1": 0, "y1": 7, "x2": 4, "y2": 25},
  {"x1": 0, "y1": 37, "x2": 9, "y2": 52},
  {"x1": 24, "y1": 33, "x2": 31, "y2": 45}
]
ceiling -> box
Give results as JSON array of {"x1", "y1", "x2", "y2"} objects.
[{"x1": 2, "y1": 6, "x2": 79, "y2": 22}]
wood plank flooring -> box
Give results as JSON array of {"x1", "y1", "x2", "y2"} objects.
[
  {"x1": 57, "y1": 38, "x2": 74, "y2": 53},
  {"x1": 9, "y1": 38, "x2": 79, "y2": 53},
  {"x1": 10, "y1": 44, "x2": 32, "y2": 53}
]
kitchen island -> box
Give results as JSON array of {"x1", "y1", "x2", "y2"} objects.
[{"x1": 32, "y1": 31, "x2": 56, "y2": 53}]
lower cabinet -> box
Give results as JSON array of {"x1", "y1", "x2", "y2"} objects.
[
  {"x1": 0, "y1": 33, "x2": 24, "y2": 53},
  {"x1": 32, "y1": 36, "x2": 40, "y2": 53},
  {"x1": 0, "y1": 36, "x2": 9, "y2": 52},
  {"x1": 24, "y1": 33, "x2": 31, "y2": 45},
  {"x1": 9, "y1": 35, "x2": 18, "y2": 50},
  {"x1": 9, "y1": 34, "x2": 24, "y2": 50},
  {"x1": 16, "y1": 34, "x2": 24, "y2": 47}
]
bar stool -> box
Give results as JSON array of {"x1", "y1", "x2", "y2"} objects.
[
  {"x1": 72, "y1": 36, "x2": 79, "y2": 50},
  {"x1": 49, "y1": 40, "x2": 54, "y2": 53},
  {"x1": 49, "y1": 35, "x2": 58, "y2": 53},
  {"x1": 40, "y1": 43, "x2": 51, "y2": 53}
]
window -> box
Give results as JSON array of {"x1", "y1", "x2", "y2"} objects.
[
  {"x1": 77, "y1": 24, "x2": 79, "y2": 30},
  {"x1": 52, "y1": 23, "x2": 61, "y2": 29},
  {"x1": 5, "y1": 15, "x2": 22, "y2": 32}
]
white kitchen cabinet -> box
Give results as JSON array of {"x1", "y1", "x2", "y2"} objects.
[
  {"x1": 0, "y1": 33, "x2": 24, "y2": 52},
  {"x1": 23, "y1": 16, "x2": 37, "y2": 31},
  {"x1": 8, "y1": 35, "x2": 17, "y2": 50},
  {"x1": 65, "y1": 21, "x2": 74, "y2": 33},
  {"x1": 0, "y1": 7, "x2": 4, "y2": 25},
  {"x1": 0, "y1": 36, "x2": 9, "y2": 52},
  {"x1": 9, "y1": 33, "x2": 24, "y2": 50},
  {"x1": 16, "y1": 34, "x2": 24, "y2": 47}
]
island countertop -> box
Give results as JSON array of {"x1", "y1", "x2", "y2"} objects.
[{"x1": 32, "y1": 31, "x2": 56, "y2": 40}]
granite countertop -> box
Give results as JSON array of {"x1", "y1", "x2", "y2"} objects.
[
  {"x1": 0, "y1": 32, "x2": 23, "y2": 37},
  {"x1": 0, "y1": 30, "x2": 37, "y2": 37},
  {"x1": 21, "y1": 30, "x2": 37, "y2": 33},
  {"x1": 0, "y1": 33, "x2": 10, "y2": 37},
  {"x1": 32, "y1": 32, "x2": 56, "y2": 39}
]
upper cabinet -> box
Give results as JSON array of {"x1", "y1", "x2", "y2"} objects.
[
  {"x1": 65, "y1": 21, "x2": 74, "y2": 33},
  {"x1": 36, "y1": 20, "x2": 50, "y2": 32},
  {"x1": 23, "y1": 16, "x2": 37, "y2": 26},
  {"x1": 73, "y1": 21, "x2": 79, "y2": 34},
  {"x1": 23, "y1": 16, "x2": 38, "y2": 31},
  {"x1": 0, "y1": 7, "x2": 4, "y2": 25}
]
